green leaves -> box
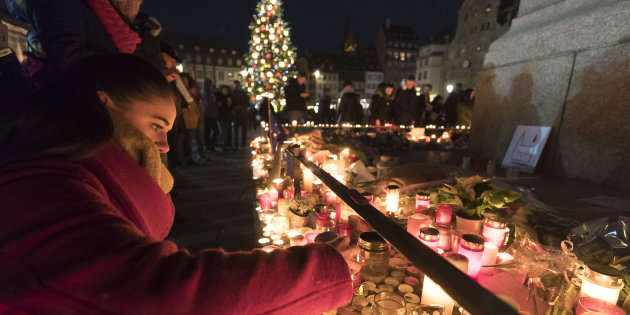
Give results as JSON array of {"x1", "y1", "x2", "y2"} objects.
[{"x1": 436, "y1": 176, "x2": 521, "y2": 217}]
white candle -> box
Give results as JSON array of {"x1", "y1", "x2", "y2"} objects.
[
  {"x1": 340, "y1": 148, "x2": 350, "y2": 167},
  {"x1": 303, "y1": 169, "x2": 314, "y2": 193},
  {"x1": 291, "y1": 120, "x2": 298, "y2": 127},
  {"x1": 277, "y1": 198, "x2": 290, "y2": 217},
  {"x1": 421, "y1": 253, "x2": 468, "y2": 315},
  {"x1": 481, "y1": 242, "x2": 499, "y2": 274},
  {"x1": 386, "y1": 185, "x2": 400, "y2": 214}
]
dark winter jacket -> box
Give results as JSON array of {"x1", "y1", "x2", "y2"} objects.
[
  {"x1": 443, "y1": 91, "x2": 463, "y2": 125},
  {"x1": 416, "y1": 93, "x2": 431, "y2": 124},
  {"x1": 369, "y1": 90, "x2": 393, "y2": 123},
  {"x1": 392, "y1": 88, "x2": 418, "y2": 125},
  {"x1": 337, "y1": 91, "x2": 363, "y2": 124},
  {"x1": 217, "y1": 93, "x2": 233, "y2": 122},
  {"x1": 318, "y1": 96, "x2": 331, "y2": 123},
  {"x1": 284, "y1": 78, "x2": 307, "y2": 112},
  {"x1": 231, "y1": 88, "x2": 250, "y2": 120}
]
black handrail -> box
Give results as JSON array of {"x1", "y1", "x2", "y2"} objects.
[{"x1": 286, "y1": 146, "x2": 519, "y2": 315}]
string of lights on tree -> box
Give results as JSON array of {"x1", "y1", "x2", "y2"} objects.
[{"x1": 244, "y1": 0, "x2": 297, "y2": 110}]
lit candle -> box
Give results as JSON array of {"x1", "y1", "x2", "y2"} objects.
[
  {"x1": 437, "y1": 225, "x2": 452, "y2": 251},
  {"x1": 415, "y1": 192, "x2": 430, "y2": 212},
  {"x1": 421, "y1": 253, "x2": 468, "y2": 315},
  {"x1": 386, "y1": 185, "x2": 400, "y2": 214},
  {"x1": 334, "y1": 202, "x2": 341, "y2": 223},
  {"x1": 579, "y1": 265, "x2": 624, "y2": 305},
  {"x1": 483, "y1": 217, "x2": 508, "y2": 249},
  {"x1": 303, "y1": 169, "x2": 314, "y2": 193},
  {"x1": 407, "y1": 213, "x2": 431, "y2": 239},
  {"x1": 258, "y1": 237, "x2": 271, "y2": 247},
  {"x1": 305, "y1": 232, "x2": 321, "y2": 244},
  {"x1": 277, "y1": 198, "x2": 290, "y2": 217},
  {"x1": 340, "y1": 148, "x2": 350, "y2": 167},
  {"x1": 457, "y1": 234, "x2": 485, "y2": 279},
  {"x1": 269, "y1": 188, "x2": 279, "y2": 203},
  {"x1": 419, "y1": 227, "x2": 440, "y2": 252},
  {"x1": 271, "y1": 216, "x2": 289, "y2": 235},
  {"x1": 291, "y1": 120, "x2": 298, "y2": 127},
  {"x1": 338, "y1": 223, "x2": 353, "y2": 240},
  {"x1": 480, "y1": 242, "x2": 498, "y2": 274},
  {"x1": 259, "y1": 193, "x2": 271, "y2": 210},
  {"x1": 436, "y1": 204, "x2": 453, "y2": 225},
  {"x1": 312, "y1": 179, "x2": 323, "y2": 196}
]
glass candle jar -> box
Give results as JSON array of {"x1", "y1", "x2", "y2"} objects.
[
  {"x1": 436, "y1": 204, "x2": 453, "y2": 225},
  {"x1": 358, "y1": 232, "x2": 390, "y2": 284},
  {"x1": 437, "y1": 225, "x2": 452, "y2": 251},
  {"x1": 457, "y1": 234, "x2": 485, "y2": 279},
  {"x1": 372, "y1": 292, "x2": 406, "y2": 315},
  {"x1": 407, "y1": 213, "x2": 430, "y2": 240},
  {"x1": 338, "y1": 223, "x2": 353, "y2": 241},
  {"x1": 415, "y1": 192, "x2": 430, "y2": 212},
  {"x1": 419, "y1": 227, "x2": 440, "y2": 252},
  {"x1": 579, "y1": 265, "x2": 624, "y2": 305},
  {"x1": 259, "y1": 193, "x2": 271, "y2": 210},
  {"x1": 386, "y1": 185, "x2": 400, "y2": 214},
  {"x1": 482, "y1": 216, "x2": 508, "y2": 249},
  {"x1": 316, "y1": 213, "x2": 334, "y2": 233},
  {"x1": 271, "y1": 216, "x2": 290, "y2": 235}
]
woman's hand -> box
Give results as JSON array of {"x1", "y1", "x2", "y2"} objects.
[{"x1": 315, "y1": 232, "x2": 361, "y2": 275}]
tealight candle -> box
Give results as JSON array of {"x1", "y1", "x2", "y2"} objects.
[
  {"x1": 303, "y1": 169, "x2": 314, "y2": 193},
  {"x1": 407, "y1": 213, "x2": 431, "y2": 240},
  {"x1": 271, "y1": 216, "x2": 289, "y2": 235},
  {"x1": 415, "y1": 193, "x2": 431, "y2": 212},
  {"x1": 480, "y1": 242, "x2": 499, "y2": 274},
  {"x1": 419, "y1": 227, "x2": 440, "y2": 252},
  {"x1": 259, "y1": 193, "x2": 271, "y2": 210},
  {"x1": 273, "y1": 239, "x2": 284, "y2": 246},
  {"x1": 258, "y1": 237, "x2": 271, "y2": 246},
  {"x1": 483, "y1": 216, "x2": 508, "y2": 249},
  {"x1": 386, "y1": 185, "x2": 400, "y2": 214},
  {"x1": 437, "y1": 225, "x2": 452, "y2": 251},
  {"x1": 457, "y1": 234, "x2": 485, "y2": 279},
  {"x1": 436, "y1": 204, "x2": 453, "y2": 225},
  {"x1": 269, "y1": 188, "x2": 279, "y2": 203}
]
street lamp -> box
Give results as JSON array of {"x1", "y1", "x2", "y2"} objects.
[
  {"x1": 176, "y1": 64, "x2": 184, "y2": 73},
  {"x1": 314, "y1": 69, "x2": 320, "y2": 78},
  {"x1": 447, "y1": 84, "x2": 454, "y2": 93}
]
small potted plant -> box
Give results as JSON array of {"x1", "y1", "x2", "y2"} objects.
[
  {"x1": 288, "y1": 197, "x2": 314, "y2": 228},
  {"x1": 435, "y1": 176, "x2": 521, "y2": 235}
]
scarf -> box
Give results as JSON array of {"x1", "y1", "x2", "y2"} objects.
[
  {"x1": 85, "y1": 0, "x2": 142, "y2": 54},
  {"x1": 110, "y1": 112, "x2": 174, "y2": 194}
]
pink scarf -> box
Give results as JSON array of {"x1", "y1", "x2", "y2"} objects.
[{"x1": 85, "y1": 0, "x2": 142, "y2": 54}]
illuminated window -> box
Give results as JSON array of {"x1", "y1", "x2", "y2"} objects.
[
  {"x1": 485, "y1": 4, "x2": 492, "y2": 13},
  {"x1": 194, "y1": 46, "x2": 200, "y2": 51},
  {"x1": 209, "y1": 48, "x2": 215, "y2": 53}
]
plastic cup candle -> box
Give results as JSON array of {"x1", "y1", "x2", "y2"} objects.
[
  {"x1": 277, "y1": 198, "x2": 290, "y2": 217},
  {"x1": 271, "y1": 216, "x2": 289, "y2": 235},
  {"x1": 480, "y1": 242, "x2": 499, "y2": 274},
  {"x1": 303, "y1": 169, "x2": 314, "y2": 193},
  {"x1": 421, "y1": 253, "x2": 468, "y2": 315},
  {"x1": 407, "y1": 213, "x2": 431, "y2": 239},
  {"x1": 579, "y1": 265, "x2": 624, "y2": 305},
  {"x1": 436, "y1": 204, "x2": 453, "y2": 225},
  {"x1": 483, "y1": 217, "x2": 508, "y2": 249},
  {"x1": 269, "y1": 188, "x2": 279, "y2": 203},
  {"x1": 386, "y1": 185, "x2": 400, "y2": 214},
  {"x1": 457, "y1": 234, "x2": 485, "y2": 279},
  {"x1": 419, "y1": 227, "x2": 440, "y2": 252},
  {"x1": 415, "y1": 192, "x2": 430, "y2": 212},
  {"x1": 259, "y1": 193, "x2": 271, "y2": 210},
  {"x1": 437, "y1": 225, "x2": 452, "y2": 251}
]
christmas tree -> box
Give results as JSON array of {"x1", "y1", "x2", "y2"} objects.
[{"x1": 244, "y1": 0, "x2": 297, "y2": 112}]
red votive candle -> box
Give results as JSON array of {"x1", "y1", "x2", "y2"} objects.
[
  {"x1": 338, "y1": 223, "x2": 353, "y2": 240},
  {"x1": 435, "y1": 204, "x2": 452, "y2": 225},
  {"x1": 260, "y1": 193, "x2": 271, "y2": 210},
  {"x1": 305, "y1": 232, "x2": 321, "y2": 244},
  {"x1": 334, "y1": 202, "x2": 341, "y2": 222},
  {"x1": 407, "y1": 213, "x2": 430, "y2": 240},
  {"x1": 436, "y1": 225, "x2": 452, "y2": 251},
  {"x1": 483, "y1": 217, "x2": 508, "y2": 249},
  {"x1": 415, "y1": 193, "x2": 430, "y2": 212},
  {"x1": 458, "y1": 234, "x2": 485, "y2": 279},
  {"x1": 269, "y1": 188, "x2": 279, "y2": 203},
  {"x1": 419, "y1": 227, "x2": 440, "y2": 252},
  {"x1": 326, "y1": 192, "x2": 336, "y2": 207}
]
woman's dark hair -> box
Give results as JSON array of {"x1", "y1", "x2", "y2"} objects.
[
  {"x1": 179, "y1": 72, "x2": 194, "y2": 89},
  {"x1": 0, "y1": 53, "x2": 173, "y2": 167}
]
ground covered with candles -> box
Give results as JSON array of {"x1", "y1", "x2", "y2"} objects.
[{"x1": 246, "y1": 125, "x2": 630, "y2": 315}]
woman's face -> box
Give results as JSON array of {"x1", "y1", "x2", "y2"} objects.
[
  {"x1": 385, "y1": 87, "x2": 394, "y2": 96},
  {"x1": 100, "y1": 92, "x2": 176, "y2": 154},
  {"x1": 222, "y1": 87, "x2": 229, "y2": 95}
]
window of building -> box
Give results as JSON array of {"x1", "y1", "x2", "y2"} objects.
[
  {"x1": 231, "y1": 50, "x2": 236, "y2": 55},
  {"x1": 237, "y1": 59, "x2": 242, "y2": 66},
  {"x1": 186, "y1": 54, "x2": 192, "y2": 62},
  {"x1": 196, "y1": 70, "x2": 204, "y2": 80},
  {"x1": 394, "y1": 42, "x2": 399, "y2": 48},
  {"x1": 227, "y1": 58, "x2": 233, "y2": 66},
  {"x1": 196, "y1": 55, "x2": 202, "y2": 63},
  {"x1": 228, "y1": 72, "x2": 234, "y2": 78},
  {"x1": 209, "y1": 48, "x2": 215, "y2": 53},
  {"x1": 485, "y1": 4, "x2": 492, "y2": 13},
  {"x1": 194, "y1": 46, "x2": 200, "y2": 51},
  {"x1": 400, "y1": 52, "x2": 405, "y2": 61},
  {"x1": 178, "y1": 44, "x2": 184, "y2": 49},
  {"x1": 221, "y1": 49, "x2": 227, "y2": 54},
  {"x1": 393, "y1": 51, "x2": 399, "y2": 60},
  {"x1": 218, "y1": 71, "x2": 225, "y2": 81},
  {"x1": 217, "y1": 58, "x2": 223, "y2": 65},
  {"x1": 423, "y1": 71, "x2": 428, "y2": 80},
  {"x1": 206, "y1": 56, "x2": 212, "y2": 64}
]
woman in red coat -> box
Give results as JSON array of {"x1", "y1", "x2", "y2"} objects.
[{"x1": 0, "y1": 54, "x2": 356, "y2": 314}]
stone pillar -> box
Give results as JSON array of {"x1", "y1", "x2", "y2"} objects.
[{"x1": 470, "y1": 0, "x2": 630, "y2": 189}]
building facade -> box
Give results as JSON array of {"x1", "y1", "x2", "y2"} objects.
[
  {"x1": 161, "y1": 34, "x2": 246, "y2": 88},
  {"x1": 375, "y1": 19, "x2": 421, "y2": 84},
  {"x1": 443, "y1": 0, "x2": 519, "y2": 89},
  {"x1": 0, "y1": 16, "x2": 28, "y2": 61},
  {"x1": 416, "y1": 43, "x2": 447, "y2": 97}
]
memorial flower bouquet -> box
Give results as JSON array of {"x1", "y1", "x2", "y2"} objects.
[
  {"x1": 288, "y1": 197, "x2": 314, "y2": 228},
  {"x1": 435, "y1": 175, "x2": 522, "y2": 218}
]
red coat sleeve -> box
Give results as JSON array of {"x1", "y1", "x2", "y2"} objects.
[{"x1": 0, "y1": 163, "x2": 353, "y2": 315}]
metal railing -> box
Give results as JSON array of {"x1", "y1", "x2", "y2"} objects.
[{"x1": 286, "y1": 145, "x2": 518, "y2": 315}]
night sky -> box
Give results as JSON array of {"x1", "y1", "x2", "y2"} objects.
[{"x1": 142, "y1": 0, "x2": 464, "y2": 53}]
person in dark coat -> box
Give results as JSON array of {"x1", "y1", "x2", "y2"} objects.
[
  {"x1": 202, "y1": 79, "x2": 220, "y2": 151},
  {"x1": 231, "y1": 81, "x2": 250, "y2": 150},
  {"x1": 284, "y1": 72, "x2": 309, "y2": 124},
  {"x1": 259, "y1": 97, "x2": 276, "y2": 125},
  {"x1": 216, "y1": 86, "x2": 233, "y2": 151},
  {"x1": 416, "y1": 83, "x2": 433, "y2": 125},
  {"x1": 392, "y1": 74, "x2": 419, "y2": 125},
  {"x1": 337, "y1": 81, "x2": 363, "y2": 124},
  {"x1": 318, "y1": 88, "x2": 332, "y2": 124},
  {"x1": 443, "y1": 83, "x2": 464, "y2": 126},
  {"x1": 369, "y1": 82, "x2": 395, "y2": 126}
]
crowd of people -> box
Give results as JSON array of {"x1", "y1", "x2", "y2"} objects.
[
  {"x1": 273, "y1": 73, "x2": 475, "y2": 129},
  {"x1": 0, "y1": 0, "x2": 357, "y2": 313}
]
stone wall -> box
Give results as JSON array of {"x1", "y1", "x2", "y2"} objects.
[{"x1": 470, "y1": 0, "x2": 630, "y2": 189}]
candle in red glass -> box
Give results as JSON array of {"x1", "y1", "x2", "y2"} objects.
[
  {"x1": 482, "y1": 217, "x2": 508, "y2": 249},
  {"x1": 575, "y1": 297, "x2": 625, "y2": 315},
  {"x1": 436, "y1": 225, "x2": 452, "y2": 251},
  {"x1": 260, "y1": 193, "x2": 271, "y2": 209},
  {"x1": 334, "y1": 202, "x2": 341, "y2": 222},
  {"x1": 338, "y1": 223, "x2": 353, "y2": 240},
  {"x1": 415, "y1": 193, "x2": 430, "y2": 212},
  {"x1": 419, "y1": 227, "x2": 440, "y2": 252},
  {"x1": 305, "y1": 232, "x2": 321, "y2": 244},
  {"x1": 436, "y1": 204, "x2": 453, "y2": 225},
  {"x1": 407, "y1": 213, "x2": 430, "y2": 239},
  {"x1": 269, "y1": 188, "x2": 279, "y2": 203},
  {"x1": 326, "y1": 192, "x2": 336, "y2": 206},
  {"x1": 316, "y1": 213, "x2": 334, "y2": 233},
  {"x1": 457, "y1": 234, "x2": 485, "y2": 279}
]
